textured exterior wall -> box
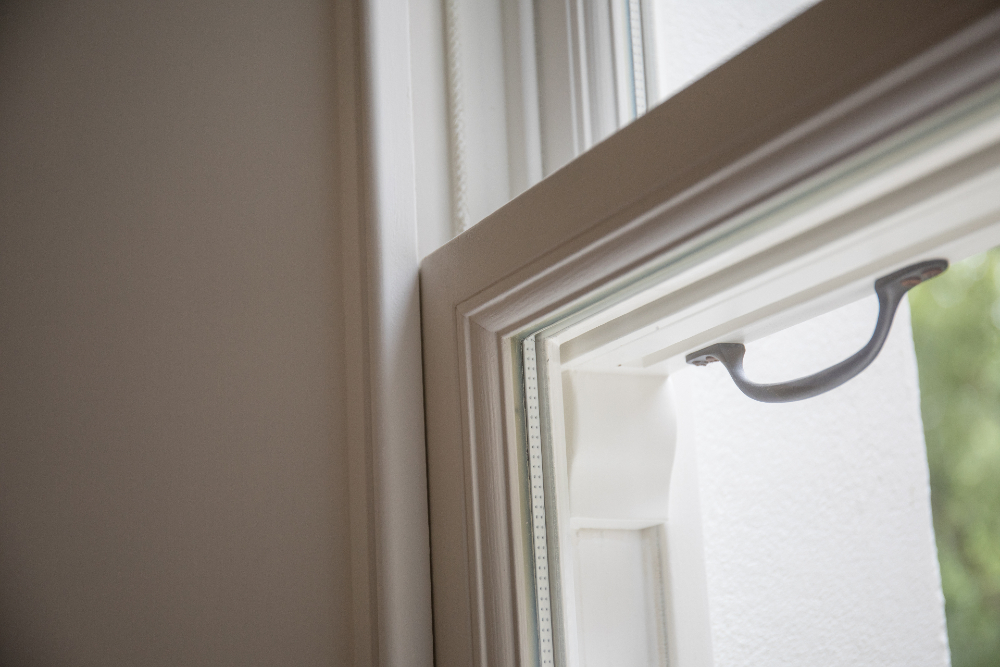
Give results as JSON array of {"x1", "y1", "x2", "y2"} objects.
[
  {"x1": 0, "y1": 2, "x2": 350, "y2": 664},
  {"x1": 677, "y1": 297, "x2": 949, "y2": 666},
  {"x1": 650, "y1": 0, "x2": 820, "y2": 101}
]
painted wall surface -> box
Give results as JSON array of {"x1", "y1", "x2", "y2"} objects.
[
  {"x1": 0, "y1": 2, "x2": 350, "y2": 664},
  {"x1": 675, "y1": 297, "x2": 949, "y2": 666}
]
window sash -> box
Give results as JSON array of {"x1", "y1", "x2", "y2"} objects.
[
  {"x1": 419, "y1": 2, "x2": 1000, "y2": 665},
  {"x1": 556, "y1": 83, "x2": 1000, "y2": 372}
]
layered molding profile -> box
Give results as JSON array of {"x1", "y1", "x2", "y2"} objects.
[
  {"x1": 421, "y1": 1, "x2": 1000, "y2": 665},
  {"x1": 336, "y1": 1, "x2": 433, "y2": 665}
]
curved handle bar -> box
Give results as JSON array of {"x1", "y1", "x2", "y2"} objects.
[{"x1": 685, "y1": 259, "x2": 948, "y2": 403}]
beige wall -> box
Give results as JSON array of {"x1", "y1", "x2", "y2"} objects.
[{"x1": 0, "y1": 1, "x2": 350, "y2": 664}]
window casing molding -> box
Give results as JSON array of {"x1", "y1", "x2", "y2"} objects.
[
  {"x1": 420, "y1": 2, "x2": 1000, "y2": 665},
  {"x1": 336, "y1": 0, "x2": 433, "y2": 664}
]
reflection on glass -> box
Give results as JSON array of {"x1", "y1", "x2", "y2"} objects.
[{"x1": 911, "y1": 249, "x2": 1000, "y2": 667}]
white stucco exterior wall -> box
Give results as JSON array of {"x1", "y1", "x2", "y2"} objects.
[
  {"x1": 674, "y1": 297, "x2": 949, "y2": 666},
  {"x1": 649, "y1": 0, "x2": 821, "y2": 103}
]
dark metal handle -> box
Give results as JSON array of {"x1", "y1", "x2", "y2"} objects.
[{"x1": 685, "y1": 259, "x2": 948, "y2": 403}]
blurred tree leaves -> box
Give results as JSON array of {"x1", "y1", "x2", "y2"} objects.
[{"x1": 910, "y1": 250, "x2": 1000, "y2": 667}]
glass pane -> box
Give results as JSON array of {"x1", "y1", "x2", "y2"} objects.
[
  {"x1": 543, "y1": 290, "x2": 950, "y2": 666},
  {"x1": 441, "y1": 0, "x2": 824, "y2": 237},
  {"x1": 516, "y1": 84, "x2": 1000, "y2": 664},
  {"x1": 669, "y1": 294, "x2": 944, "y2": 666}
]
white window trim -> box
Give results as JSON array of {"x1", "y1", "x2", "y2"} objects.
[
  {"x1": 336, "y1": 1, "x2": 434, "y2": 665},
  {"x1": 420, "y1": 2, "x2": 1000, "y2": 665}
]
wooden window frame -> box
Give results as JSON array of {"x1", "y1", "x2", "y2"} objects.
[{"x1": 419, "y1": 2, "x2": 1000, "y2": 665}]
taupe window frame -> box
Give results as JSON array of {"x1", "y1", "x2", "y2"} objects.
[{"x1": 419, "y1": 2, "x2": 1000, "y2": 665}]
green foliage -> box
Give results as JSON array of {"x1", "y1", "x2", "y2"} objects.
[{"x1": 910, "y1": 249, "x2": 1000, "y2": 667}]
